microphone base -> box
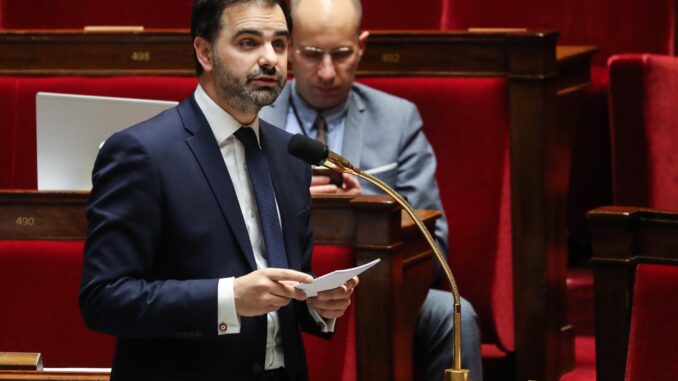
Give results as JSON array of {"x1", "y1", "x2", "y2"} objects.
[{"x1": 445, "y1": 368, "x2": 470, "y2": 381}]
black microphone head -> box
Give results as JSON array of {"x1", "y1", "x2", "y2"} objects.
[{"x1": 288, "y1": 134, "x2": 329, "y2": 166}]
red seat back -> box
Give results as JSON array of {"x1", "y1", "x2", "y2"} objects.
[
  {"x1": 625, "y1": 263, "x2": 678, "y2": 381},
  {"x1": 0, "y1": 240, "x2": 115, "y2": 367},
  {"x1": 357, "y1": 77, "x2": 514, "y2": 351},
  {"x1": 608, "y1": 54, "x2": 678, "y2": 209},
  {"x1": 443, "y1": 0, "x2": 674, "y2": 67}
]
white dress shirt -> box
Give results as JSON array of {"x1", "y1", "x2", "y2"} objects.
[{"x1": 193, "y1": 85, "x2": 333, "y2": 370}]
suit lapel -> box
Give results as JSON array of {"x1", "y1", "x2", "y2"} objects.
[
  {"x1": 178, "y1": 96, "x2": 258, "y2": 271},
  {"x1": 260, "y1": 122, "x2": 301, "y2": 271},
  {"x1": 341, "y1": 88, "x2": 366, "y2": 164}
]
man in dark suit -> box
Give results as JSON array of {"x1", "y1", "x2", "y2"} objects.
[{"x1": 79, "y1": 1, "x2": 356, "y2": 380}]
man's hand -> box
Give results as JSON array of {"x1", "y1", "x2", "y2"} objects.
[
  {"x1": 307, "y1": 276, "x2": 359, "y2": 319},
  {"x1": 234, "y1": 268, "x2": 313, "y2": 316},
  {"x1": 310, "y1": 174, "x2": 362, "y2": 196}
]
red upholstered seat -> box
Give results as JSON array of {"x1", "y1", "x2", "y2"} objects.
[
  {"x1": 608, "y1": 54, "x2": 678, "y2": 209},
  {"x1": 625, "y1": 263, "x2": 678, "y2": 381},
  {"x1": 357, "y1": 77, "x2": 514, "y2": 355},
  {"x1": 0, "y1": 240, "x2": 115, "y2": 367}
]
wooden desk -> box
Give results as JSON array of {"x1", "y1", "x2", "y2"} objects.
[
  {"x1": 0, "y1": 29, "x2": 596, "y2": 381},
  {"x1": 589, "y1": 206, "x2": 678, "y2": 381},
  {"x1": 0, "y1": 191, "x2": 437, "y2": 381}
]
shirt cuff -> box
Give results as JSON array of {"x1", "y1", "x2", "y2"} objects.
[
  {"x1": 217, "y1": 277, "x2": 241, "y2": 335},
  {"x1": 307, "y1": 304, "x2": 336, "y2": 332}
]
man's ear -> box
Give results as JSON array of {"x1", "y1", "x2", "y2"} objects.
[
  {"x1": 194, "y1": 36, "x2": 214, "y2": 73},
  {"x1": 357, "y1": 30, "x2": 369, "y2": 58}
]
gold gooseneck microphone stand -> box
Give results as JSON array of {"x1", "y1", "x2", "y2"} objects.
[{"x1": 322, "y1": 151, "x2": 470, "y2": 381}]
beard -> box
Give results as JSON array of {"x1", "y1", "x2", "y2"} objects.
[{"x1": 212, "y1": 54, "x2": 285, "y2": 113}]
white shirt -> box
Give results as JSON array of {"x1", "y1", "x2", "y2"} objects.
[{"x1": 193, "y1": 85, "x2": 333, "y2": 370}]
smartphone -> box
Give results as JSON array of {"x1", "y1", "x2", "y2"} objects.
[{"x1": 312, "y1": 167, "x2": 343, "y2": 187}]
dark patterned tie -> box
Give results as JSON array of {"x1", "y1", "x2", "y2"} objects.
[
  {"x1": 312, "y1": 113, "x2": 328, "y2": 145},
  {"x1": 234, "y1": 127, "x2": 289, "y2": 269}
]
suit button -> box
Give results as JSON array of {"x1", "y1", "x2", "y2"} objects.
[{"x1": 252, "y1": 363, "x2": 263, "y2": 373}]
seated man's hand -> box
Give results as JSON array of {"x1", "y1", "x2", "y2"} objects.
[
  {"x1": 307, "y1": 276, "x2": 359, "y2": 319},
  {"x1": 310, "y1": 174, "x2": 362, "y2": 196},
  {"x1": 234, "y1": 268, "x2": 313, "y2": 316}
]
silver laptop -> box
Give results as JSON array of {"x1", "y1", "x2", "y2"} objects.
[{"x1": 36, "y1": 92, "x2": 178, "y2": 190}]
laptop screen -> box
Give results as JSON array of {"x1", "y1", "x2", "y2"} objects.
[{"x1": 36, "y1": 92, "x2": 178, "y2": 190}]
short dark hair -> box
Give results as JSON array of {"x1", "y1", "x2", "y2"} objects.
[{"x1": 191, "y1": 0, "x2": 293, "y2": 75}]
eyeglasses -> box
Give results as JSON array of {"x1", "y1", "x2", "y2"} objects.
[{"x1": 295, "y1": 46, "x2": 356, "y2": 64}]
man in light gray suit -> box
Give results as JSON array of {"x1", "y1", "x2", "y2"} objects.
[{"x1": 260, "y1": 0, "x2": 483, "y2": 380}]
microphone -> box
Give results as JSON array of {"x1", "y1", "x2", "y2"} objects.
[
  {"x1": 288, "y1": 134, "x2": 361, "y2": 176},
  {"x1": 288, "y1": 134, "x2": 470, "y2": 381}
]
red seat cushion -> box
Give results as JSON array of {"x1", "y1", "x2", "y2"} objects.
[
  {"x1": 0, "y1": 240, "x2": 115, "y2": 367},
  {"x1": 625, "y1": 263, "x2": 678, "y2": 381}
]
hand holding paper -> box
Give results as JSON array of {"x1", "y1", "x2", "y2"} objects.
[{"x1": 296, "y1": 258, "x2": 381, "y2": 297}]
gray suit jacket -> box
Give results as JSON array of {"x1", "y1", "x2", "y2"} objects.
[{"x1": 260, "y1": 82, "x2": 449, "y2": 255}]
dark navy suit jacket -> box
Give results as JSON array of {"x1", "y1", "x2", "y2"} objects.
[{"x1": 80, "y1": 94, "x2": 328, "y2": 381}]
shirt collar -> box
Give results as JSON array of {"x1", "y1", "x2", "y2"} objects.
[
  {"x1": 290, "y1": 79, "x2": 349, "y2": 129},
  {"x1": 194, "y1": 84, "x2": 260, "y2": 146}
]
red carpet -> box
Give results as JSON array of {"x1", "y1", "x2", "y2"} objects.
[{"x1": 560, "y1": 336, "x2": 596, "y2": 381}]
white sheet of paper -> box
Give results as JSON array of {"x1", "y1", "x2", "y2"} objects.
[{"x1": 296, "y1": 258, "x2": 381, "y2": 297}]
